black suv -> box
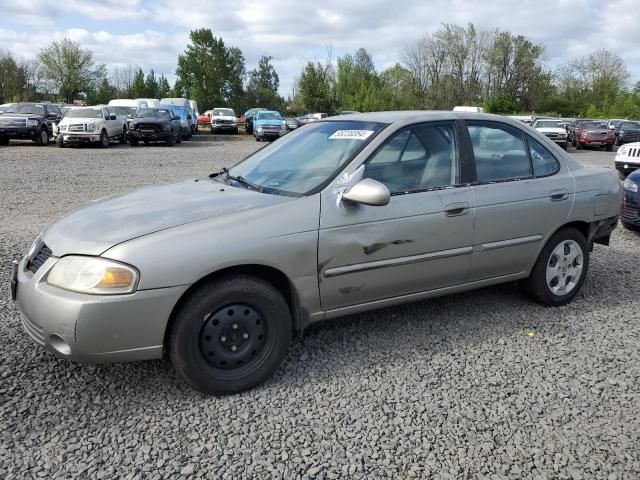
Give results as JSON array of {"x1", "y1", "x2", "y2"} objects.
[
  {"x1": 614, "y1": 121, "x2": 640, "y2": 146},
  {"x1": 0, "y1": 103, "x2": 62, "y2": 146},
  {"x1": 127, "y1": 107, "x2": 182, "y2": 146}
]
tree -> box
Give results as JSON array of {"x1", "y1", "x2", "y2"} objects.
[
  {"x1": 112, "y1": 64, "x2": 135, "y2": 98},
  {"x1": 297, "y1": 60, "x2": 336, "y2": 114},
  {"x1": 157, "y1": 74, "x2": 171, "y2": 98},
  {"x1": 131, "y1": 67, "x2": 145, "y2": 98},
  {"x1": 245, "y1": 55, "x2": 282, "y2": 109},
  {"x1": 86, "y1": 77, "x2": 116, "y2": 105},
  {"x1": 0, "y1": 51, "x2": 22, "y2": 103},
  {"x1": 144, "y1": 69, "x2": 159, "y2": 98},
  {"x1": 38, "y1": 38, "x2": 106, "y2": 103},
  {"x1": 175, "y1": 28, "x2": 246, "y2": 110}
]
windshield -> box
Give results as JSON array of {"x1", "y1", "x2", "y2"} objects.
[
  {"x1": 136, "y1": 108, "x2": 171, "y2": 119},
  {"x1": 535, "y1": 120, "x2": 564, "y2": 128},
  {"x1": 213, "y1": 108, "x2": 235, "y2": 116},
  {"x1": 6, "y1": 104, "x2": 45, "y2": 115},
  {"x1": 621, "y1": 122, "x2": 638, "y2": 129},
  {"x1": 228, "y1": 120, "x2": 385, "y2": 196},
  {"x1": 582, "y1": 121, "x2": 607, "y2": 130},
  {"x1": 257, "y1": 112, "x2": 282, "y2": 121},
  {"x1": 111, "y1": 106, "x2": 137, "y2": 117},
  {"x1": 65, "y1": 108, "x2": 102, "y2": 119}
]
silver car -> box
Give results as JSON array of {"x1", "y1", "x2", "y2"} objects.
[{"x1": 12, "y1": 112, "x2": 621, "y2": 395}]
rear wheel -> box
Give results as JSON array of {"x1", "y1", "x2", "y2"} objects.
[
  {"x1": 169, "y1": 275, "x2": 292, "y2": 395},
  {"x1": 522, "y1": 227, "x2": 589, "y2": 306}
]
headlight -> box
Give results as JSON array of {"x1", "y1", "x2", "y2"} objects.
[
  {"x1": 60, "y1": 124, "x2": 67, "y2": 132},
  {"x1": 47, "y1": 256, "x2": 139, "y2": 295},
  {"x1": 618, "y1": 146, "x2": 627, "y2": 156},
  {"x1": 256, "y1": 126, "x2": 263, "y2": 131},
  {"x1": 27, "y1": 119, "x2": 39, "y2": 127},
  {"x1": 619, "y1": 130, "x2": 625, "y2": 135},
  {"x1": 86, "y1": 123, "x2": 96, "y2": 132},
  {"x1": 623, "y1": 178, "x2": 638, "y2": 193}
]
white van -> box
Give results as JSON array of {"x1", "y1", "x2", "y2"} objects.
[
  {"x1": 189, "y1": 100, "x2": 199, "y2": 121},
  {"x1": 453, "y1": 106, "x2": 484, "y2": 113},
  {"x1": 135, "y1": 98, "x2": 160, "y2": 108}
]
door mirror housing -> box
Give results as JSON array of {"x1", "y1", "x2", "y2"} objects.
[
  {"x1": 342, "y1": 178, "x2": 390, "y2": 206},
  {"x1": 172, "y1": 115, "x2": 180, "y2": 121},
  {"x1": 109, "y1": 114, "x2": 117, "y2": 120}
]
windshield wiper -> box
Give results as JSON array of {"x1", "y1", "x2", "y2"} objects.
[{"x1": 214, "y1": 167, "x2": 262, "y2": 192}]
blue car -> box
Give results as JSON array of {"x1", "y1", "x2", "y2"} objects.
[
  {"x1": 253, "y1": 110, "x2": 287, "y2": 142},
  {"x1": 157, "y1": 104, "x2": 192, "y2": 140},
  {"x1": 622, "y1": 168, "x2": 640, "y2": 231}
]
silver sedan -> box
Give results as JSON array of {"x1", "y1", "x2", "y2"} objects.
[{"x1": 13, "y1": 111, "x2": 621, "y2": 395}]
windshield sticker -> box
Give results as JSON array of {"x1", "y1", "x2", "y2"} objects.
[{"x1": 329, "y1": 130, "x2": 375, "y2": 140}]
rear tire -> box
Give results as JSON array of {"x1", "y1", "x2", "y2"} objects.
[
  {"x1": 169, "y1": 275, "x2": 292, "y2": 395},
  {"x1": 522, "y1": 227, "x2": 589, "y2": 306}
]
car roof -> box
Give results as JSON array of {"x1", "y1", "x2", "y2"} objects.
[{"x1": 323, "y1": 110, "x2": 529, "y2": 127}]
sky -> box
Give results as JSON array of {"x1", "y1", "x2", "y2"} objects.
[{"x1": 1, "y1": 0, "x2": 639, "y2": 97}]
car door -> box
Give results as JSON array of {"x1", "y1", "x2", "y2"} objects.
[
  {"x1": 464, "y1": 120, "x2": 573, "y2": 281},
  {"x1": 102, "y1": 108, "x2": 117, "y2": 137},
  {"x1": 318, "y1": 121, "x2": 475, "y2": 311}
]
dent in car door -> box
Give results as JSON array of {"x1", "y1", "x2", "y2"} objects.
[
  {"x1": 318, "y1": 120, "x2": 475, "y2": 311},
  {"x1": 466, "y1": 121, "x2": 573, "y2": 281}
]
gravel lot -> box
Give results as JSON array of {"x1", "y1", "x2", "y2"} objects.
[{"x1": 1, "y1": 137, "x2": 639, "y2": 479}]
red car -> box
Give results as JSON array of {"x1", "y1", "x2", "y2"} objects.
[
  {"x1": 197, "y1": 110, "x2": 213, "y2": 126},
  {"x1": 575, "y1": 121, "x2": 614, "y2": 151}
]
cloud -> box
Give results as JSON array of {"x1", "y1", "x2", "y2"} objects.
[{"x1": 1, "y1": 0, "x2": 639, "y2": 97}]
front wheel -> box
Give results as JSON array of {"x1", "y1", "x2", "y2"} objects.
[
  {"x1": 34, "y1": 128, "x2": 49, "y2": 146},
  {"x1": 575, "y1": 141, "x2": 582, "y2": 150},
  {"x1": 169, "y1": 275, "x2": 292, "y2": 395},
  {"x1": 522, "y1": 227, "x2": 589, "y2": 306},
  {"x1": 606, "y1": 144, "x2": 613, "y2": 152},
  {"x1": 622, "y1": 221, "x2": 640, "y2": 232},
  {"x1": 120, "y1": 127, "x2": 127, "y2": 144},
  {"x1": 100, "y1": 130, "x2": 109, "y2": 148},
  {"x1": 0, "y1": 136, "x2": 8, "y2": 145},
  {"x1": 56, "y1": 136, "x2": 64, "y2": 148},
  {"x1": 129, "y1": 138, "x2": 139, "y2": 146}
]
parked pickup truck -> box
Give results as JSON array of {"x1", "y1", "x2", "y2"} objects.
[
  {"x1": 56, "y1": 106, "x2": 127, "y2": 148},
  {"x1": 0, "y1": 102, "x2": 62, "y2": 146}
]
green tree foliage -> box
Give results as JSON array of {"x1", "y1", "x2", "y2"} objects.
[
  {"x1": 0, "y1": 51, "x2": 23, "y2": 103},
  {"x1": 297, "y1": 60, "x2": 336, "y2": 114},
  {"x1": 144, "y1": 69, "x2": 159, "y2": 98},
  {"x1": 157, "y1": 74, "x2": 171, "y2": 98},
  {"x1": 131, "y1": 67, "x2": 145, "y2": 98},
  {"x1": 85, "y1": 77, "x2": 117, "y2": 105},
  {"x1": 245, "y1": 55, "x2": 282, "y2": 110},
  {"x1": 37, "y1": 38, "x2": 106, "y2": 103},
  {"x1": 174, "y1": 28, "x2": 246, "y2": 110}
]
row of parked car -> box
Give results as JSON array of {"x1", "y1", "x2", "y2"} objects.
[{"x1": 0, "y1": 98, "x2": 203, "y2": 147}]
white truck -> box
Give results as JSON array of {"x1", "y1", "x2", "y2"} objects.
[{"x1": 56, "y1": 106, "x2": 127, "y2": 148}]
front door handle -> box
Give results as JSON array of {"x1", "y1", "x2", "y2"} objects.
[
  {"x1": 445, "y1": 202, "x2": 470, "y2": 217},
  {"x1": 550, "y1": 189, "x2": 569, "y2": 201}
]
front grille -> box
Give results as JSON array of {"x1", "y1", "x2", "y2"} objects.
[
  {"x1": 214, "y1": 119, "x2": 232, "y2": 125},
  {"x1": 0, "y1": 118, "x2": 27, "y2": 127},
  {"x1": 68, "y1": 124, "x2": 85, "y2": 132},
  {"x1": 27, "y1": 244, "x2": 52, "y2": 274},
  {"x1": 137, "y1": 123, "x2": 158, "y2": 132},
  {"x1": 628, "y1": 147, "x2": 640, "y2": 158},
  {"x1": 262, "y1": 125, "x2": 281, "y2": 132},
  {"x1": 544, "y1": 133, "x2": 559, "y2": 139}
]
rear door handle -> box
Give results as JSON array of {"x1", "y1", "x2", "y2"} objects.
[
  {"x1": 550, "y1": 189, "x2": 569, "y2": 201},
  {"x1": 445, "y1": 202, "x2": 470, "y2": 217}
]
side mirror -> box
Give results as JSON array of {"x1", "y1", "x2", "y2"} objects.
[
  {"x1": 187, "y1": 114, "x2": 192, "y2": 120},
  {"x1": 172, "y1": 115, "x2": 180, "y2": 121},
  {"x1": 109, "y1": 114, "x2": 117, "y2": 120},
  {"x1": 342, "y1": 178, "x2": 390, "y2": 207}
]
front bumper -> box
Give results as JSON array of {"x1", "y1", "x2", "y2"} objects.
[
  {"x1": 60, "y1": 133, "x2": 101, "y2": 144},
  {"x1": 13, "y1": 255, "x2": 189, "y2": 363},
  {"x1": 0, "y1": 126, "x2": 39, "y2": 139},
  {"x1": 128, "y1": 130, "x2": 172, "y2": 141},
  {"x1": 621, "y1": 190, "x2": 640, "y2": 226},
  {"x1": 211, "y1": 124, "x2": 237, "y2": 132},
  {"x1": 615, "y1": 159, "x2": 640, "y2": 171},
  {"x1": 254, "y1": 129, "x2": 286, "y2": 139}
]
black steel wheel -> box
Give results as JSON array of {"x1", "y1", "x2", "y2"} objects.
[
  {"x1": 100, "y1": 130, "x2": 109, "y2": 148},
  {"x1": 169, "y1": 274, "x2": 292, "y2": 395},
  {"x1": 34, "y1": 128, "x2": 49, "y2": 146}
]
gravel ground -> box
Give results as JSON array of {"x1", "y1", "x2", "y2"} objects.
[{"x1": 1, "y1": 137, "x2": 639, "y2": 479}]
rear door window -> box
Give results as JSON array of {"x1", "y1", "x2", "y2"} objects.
[{"x1": 466, "y1": 122, "x2": 532, "y2": 182}]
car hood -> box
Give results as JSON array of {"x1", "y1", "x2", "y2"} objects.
[
  {"x1": 59, "y1": 117, "x2": 99, "y2": 124},
  {"x1": 132, "y1": 117, "x2": 167, "y2": 123},
  {"x1": 536, "y1": 127, "x2": 565, "y2": 134},
  {"x1": 42, "y1": 178, "x2": 291, "y2": 256},
  {"x1": 0, "y1": 113, "x2": 43, "y2": 122}
]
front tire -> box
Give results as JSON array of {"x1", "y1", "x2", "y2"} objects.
[
  {"x1": 622, "y1": 221, "x2": 640, "y2": 232},
  {"x1": 56, "y1": 136, "x2": 64, "y2": 148},
  {"x1": 522, "y1": 227, "x2": 589, "y2": 306},
  {"x1": 100, "y1": 130, "x2": 109, "y2": 148},
  {"x1": 575, "y1": 141, "x2": 582, "y2": 150},
  {"x1": 606, "y1": 144, "x2": 613, "y2": 152},
  {"x1": 169, "y1": 275, "x2": 292, "y2": 395},
  {"x1": 129, "y1": 138, "x2": 139, "y2": 146},
  {"x1": 120, "y1": 127, "x2": 127, "y2": 144},
  {"x1": 34, "y1": 128, "x2": 49, "y2": 146},
  {"x1": 0, "y1": 136, "x2": 8, "y2": 145}
]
